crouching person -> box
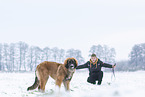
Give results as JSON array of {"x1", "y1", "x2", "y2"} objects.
[{"x1": 76, "y1": 54, "x2": 116, "y2": 85}]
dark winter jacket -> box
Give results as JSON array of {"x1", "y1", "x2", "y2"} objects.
[{"x1": 76, "y1": 58, "x2": 112, "y2": 74}]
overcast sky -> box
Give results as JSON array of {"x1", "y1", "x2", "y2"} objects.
[{"x1": 0, "y1": 0, "x2": 145, "y2": 61}]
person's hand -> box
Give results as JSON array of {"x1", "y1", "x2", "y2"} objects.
[{"x1": 112, "y1": 64, "x2": 116, "y2": 68}]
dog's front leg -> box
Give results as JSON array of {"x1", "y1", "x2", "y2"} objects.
[
  {"x1": 63, "y1": 80, "x2": 70, "y2": 91},
  {"x1": 55, "y1": 76, "x2": 64, "y2": 92},
  {"x1": 56, "y1": 76, "x2": 63, "y2": 87}
]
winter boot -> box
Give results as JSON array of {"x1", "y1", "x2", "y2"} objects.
[{"x1": 97, "y1": 81, "x2": 102, "y2": 85}]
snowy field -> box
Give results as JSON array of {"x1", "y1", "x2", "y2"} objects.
[{"x1": 0, "y1": 70, "x2": 145, "y2": 97}]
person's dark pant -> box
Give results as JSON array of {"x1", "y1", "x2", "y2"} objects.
[{"x1": 87, "y1": 71, "x2": 103, "y2": 85}]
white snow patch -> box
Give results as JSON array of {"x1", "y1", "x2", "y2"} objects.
[{"x1": 0, "y1": 71, "x2": 145, "y2": 97}]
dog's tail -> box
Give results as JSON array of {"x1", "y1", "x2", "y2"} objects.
[{"x1": 27, "y1": 71, "x2": 39, "y2": 91}]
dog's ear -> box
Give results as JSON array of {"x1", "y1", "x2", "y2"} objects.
[
  {"x1": 64, "y1": 58, "x2": 69, "y2": 69},
  {"x1": 73, "y1": 58, "x2": 78, "y2": 67}
]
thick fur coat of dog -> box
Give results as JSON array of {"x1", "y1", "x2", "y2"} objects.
[{"x1": 27, "y1": 58, "x2": 78, "y2": 92}]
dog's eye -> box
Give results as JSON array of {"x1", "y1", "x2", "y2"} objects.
[
  {"x1": 73, "y1": 59, "x2": 76, "y2": 63},
  {"x1": 68, "y1": 60, "x2": 71, "y2": 63}
]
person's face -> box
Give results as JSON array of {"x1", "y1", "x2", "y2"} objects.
[{"x1": 91, "y1": 57, "x2": 97, "y2": 63}]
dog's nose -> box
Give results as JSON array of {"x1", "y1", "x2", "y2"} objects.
[
  {"x1": 70, "y1": 64, "x2": 74, "y2": 68},
  {"x1": 71, "y1": 65, "x2": 74, "y2": 68}
]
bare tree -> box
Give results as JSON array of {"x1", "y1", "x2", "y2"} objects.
[
  {"x1": 66, "y1": 49, "x2": 84, "y2": 64},
  {"x1": 27, "y1": 46, "x2": 35, "y2": 71},
  {"x1": 0, "y1": 44, "x2": 2, "y2": 71},
  {"x1": 34, "y1": 46, "x2": 42, "y2": 68},
  {"x1": 43, "y1": 47, "x2": 51, "y2": 61},
  {"x1": 9, "y1": 43, "x2": 15, "y2": 71},
  {"x1": 66, "y1": 49, "x2": 75, "y2": 58},
  {"x1": 58, "y1": 49, "x2": 65, "y2": 63},
  {"x1": 89, "y1": 45, "x2": 97, "y2": 56},
  {"x1": 17, "y1": 42, "x2": 29, "y2": 71},
  {"x1": 51, "y1": 47, "x2": 59, "y2": 62},
  {"x1": 3, "y1": 43, "x2": 9, "y2": 71},
  {"x1": 129, "y1": 43, "x2": 145, "y2": 70},
  {"x1": 89, "y1": 44, "x2": 116, "y2": 63}
]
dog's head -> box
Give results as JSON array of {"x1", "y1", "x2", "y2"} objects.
[{"x1": 64, "y1": 58, "x2": 78, "y2": 71}]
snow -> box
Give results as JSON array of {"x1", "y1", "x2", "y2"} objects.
[{"x1": 0, "y1": 70, "x2": 145, "y2": 97}]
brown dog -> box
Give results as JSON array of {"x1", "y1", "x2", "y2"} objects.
[{"x1": 27, "y1": 58, "x2": 78, "y2": 92}]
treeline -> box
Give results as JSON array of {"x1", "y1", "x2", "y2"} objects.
[
  {"x1": 0, "y1": 41, "x2": 144, "y2": 72},
  {"x1": 0, "y1": 41, "x2": 85, "y2": 71},
  {"x1": 116, "y1": 43, "x2": 145, "y2": 71},
  {"x1": 0, "y1": 42, "x2": 116, "y2": 72}
]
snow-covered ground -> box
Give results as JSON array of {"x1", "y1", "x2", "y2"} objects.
[{"x1": 0, "y1": 70, "x2": 145, "y2": 97}]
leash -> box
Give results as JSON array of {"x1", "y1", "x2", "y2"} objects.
[
  {"x1": 107, "y1": 63, "x2": 116, "y2": 85},
  {"x1": 111, "y1": 63, "x2": 116, "y2": 81}
]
